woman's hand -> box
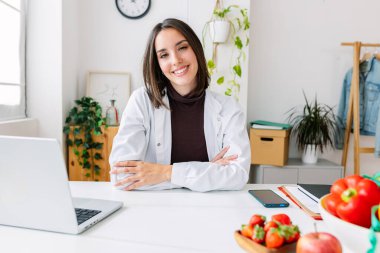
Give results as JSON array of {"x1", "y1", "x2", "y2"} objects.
[
  {"x1": 110, "y1": 161, "x2": 172, "y2": 191},
  {"x1": 111, "y1": 146, "x2": 236, "y2": 190},
  {"x1": 211, "y1": 146, "x2": 238, "y2": 165}
]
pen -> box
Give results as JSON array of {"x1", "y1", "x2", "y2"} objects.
[{"x1": 298, "y1": 188, "x2": 318, "y2": 203}]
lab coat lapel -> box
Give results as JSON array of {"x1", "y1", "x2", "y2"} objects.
[
  {"x1": 204, "y1": 90, "x2": 222, "y2": 160},
  {"x1": 154, "y1": 93, "x2": 172, "y2": 165}
]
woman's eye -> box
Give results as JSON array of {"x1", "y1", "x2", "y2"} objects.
[
  {"x1": 179, "y1": 46, "x2": 188, "y2": 51},
  {"x1": 159, "y1": 53, "x2": 168, "y2": 59}
]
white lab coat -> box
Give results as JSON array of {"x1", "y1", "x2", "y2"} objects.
[{"x1": 109, "y1": 87, "x2": 251, "y2": 192}]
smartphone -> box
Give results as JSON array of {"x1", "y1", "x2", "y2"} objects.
[{"x1": 248, "y1": 189, "x2": 289, "y2": 208}]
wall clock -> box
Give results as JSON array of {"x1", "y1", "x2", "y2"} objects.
[{"x1": 115, "y1": 0, "x2": 151, "y2": 19}]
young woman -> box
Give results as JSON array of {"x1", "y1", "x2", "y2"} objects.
[{"x1": 109, "y1": 18, "x2": 250, "y2": 192}]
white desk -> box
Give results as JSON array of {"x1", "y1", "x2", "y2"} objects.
[{"x1": 0, "y1": 183, "x2": 350, "y2": 253}]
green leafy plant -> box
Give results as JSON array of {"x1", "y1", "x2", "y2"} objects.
[
  {"x1": 287, "y1": 92, "x2": 339, "y2": 154},
  {"x1": 202, "y1": 1, "x2": 250, "y2": 98},
  {"x1": 63, "y1": 97, "x2": 105, "y2": 178}
]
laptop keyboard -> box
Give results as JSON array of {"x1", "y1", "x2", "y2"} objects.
[{"x1": 75, "y1": 208, "x2": 101, "y2": 225}]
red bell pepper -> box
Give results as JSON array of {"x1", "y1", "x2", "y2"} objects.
[
  {"x1": 326, "y1": 175, "x2": 380, "y2": 228},
  {"x1": 324, "y1": 193, "x2": 342, "y2": 217}
]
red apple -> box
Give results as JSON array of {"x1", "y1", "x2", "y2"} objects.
[{"x1": 296, "y1": 232, "x2": 342, "y2": 253}]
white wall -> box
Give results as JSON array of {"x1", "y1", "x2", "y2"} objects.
[
  {"x1": 249, "y1": 0, "x2": 380, "y2": 175},
  {"x1": 24, "y1": 0, "x2": 249, "y2": 148},
  {"x1": 62, "y1": 0, "x2": 79, "y2": 142},
  {"x1": 76, "y1": 0, "x2": 249, "y2": 116},
  {"x1": 27, "y1": 0, "x2": 63, "y2": 142},
  {"x1": 24, "y1": 0, "x2": 379, "y2": 175}
]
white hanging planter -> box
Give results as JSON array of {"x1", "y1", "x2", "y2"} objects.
[
  {"x1": 209, "y1": 20, "x2": 230, "y2": 43},
  {"x1": 302, "y1": 145, "x2": 319, "y2": 164}
]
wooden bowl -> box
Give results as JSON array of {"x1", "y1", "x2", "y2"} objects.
[{"x1": 234, "y1": 231, "x2": 297, "y2": 253}]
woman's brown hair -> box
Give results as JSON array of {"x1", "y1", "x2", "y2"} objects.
[{"x1": 142, "y1": 18, "x2": 210, "y2": 108}]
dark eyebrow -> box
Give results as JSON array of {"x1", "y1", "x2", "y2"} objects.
[
  {"x1": 156, "y1": 40, "x2": 188, "y2": 54},
  {"x1": 176, "y1": 39, "x2": 188, "y2": 46}
]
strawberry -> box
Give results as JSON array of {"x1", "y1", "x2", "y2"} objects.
[
  {"x1": 241, "y1": 224, "x2": 253, "y2": 238},
  {"x1": 251, "y1": 225, "x2": 265, "y2": 244},
  {"x1": 279, "y1": 224, "x2": 301, "y2": 243},
  {"x1": 265, "y1": 228, "x2": 285, "y2": 248},
  {"x1": 264, "y1": 220, "x2": 278, "y2": 232},
  {"x1": 286, "y1": 231, "x2": 300, "y2": 243},
  {"x1": 249, "y1": 214, "x2": 266, "y2": 227},
  {"x1": 271, "y1": 213, "x2": 292, "y2": 225}
]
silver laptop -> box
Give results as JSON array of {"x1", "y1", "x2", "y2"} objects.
[{"x1": 0, "y1": 135, "x2": 123, "y2": 234}]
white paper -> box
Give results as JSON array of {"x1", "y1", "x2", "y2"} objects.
[{"x1": 285, "y1": 186, "x2": 320, "y2": 214}]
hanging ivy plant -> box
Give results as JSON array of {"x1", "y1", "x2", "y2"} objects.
[
  {"x1": 202, "y1": 1, "x2": 250, "y2": 98},
  {"x1": 63, "y1": 97, "x2": 106, "y2": 178}
]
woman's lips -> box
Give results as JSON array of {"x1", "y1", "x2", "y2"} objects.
[{"x1": 172, "y1": 65, "x2": 189, "y2": 76}]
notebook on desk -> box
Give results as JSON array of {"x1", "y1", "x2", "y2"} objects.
[
  {"x1": 278, "y1": 185, "x2": 326, "y2": 220},
  {"x1": 298, "y1": 184, "x2": 331, "y2": 199},
  {"x1": 0, "y1": 136, "x2": 123, "y2": 234}
]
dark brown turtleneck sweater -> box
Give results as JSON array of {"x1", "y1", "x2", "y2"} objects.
[{"x1": 167, "y1": 85, "x2": 209, "y2": 164}]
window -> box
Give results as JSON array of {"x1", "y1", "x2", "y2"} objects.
[{"x1": 0, "y1": 0, "x2": 26, "y2": 121}]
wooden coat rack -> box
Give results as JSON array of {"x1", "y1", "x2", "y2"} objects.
[{"x1": 340, "y1": 41, "x2": 380, "y2": 176}]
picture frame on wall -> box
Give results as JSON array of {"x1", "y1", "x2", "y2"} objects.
[{"x1": 86, "y1": 71, "x2": 131, "y2": 116}]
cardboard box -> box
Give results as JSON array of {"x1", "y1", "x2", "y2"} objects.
[{"x1": 250, "y1": 128, "x2": 290, "y2": 166}]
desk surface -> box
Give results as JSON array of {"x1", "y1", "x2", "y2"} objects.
[{"x1": 0, "y1": 183, "x2": 351, "y2": 253}]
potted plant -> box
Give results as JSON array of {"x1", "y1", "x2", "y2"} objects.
[
  {"x1": 202, "y1": 0, "x2": 250, "y2": 98},
  {"x1": 63, "y1": 96, "x2": 106, "y2": 179},
  {"x1": 208, "y1": 5, "x2": 234, "y2": 44},
  {"x1": 287, "y1": 92, "x2": 339, "y2": 164}
]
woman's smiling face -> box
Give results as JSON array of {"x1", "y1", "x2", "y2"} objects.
[{"x1": 155, "y1": 28, "x2": 198, "y2": 96}]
